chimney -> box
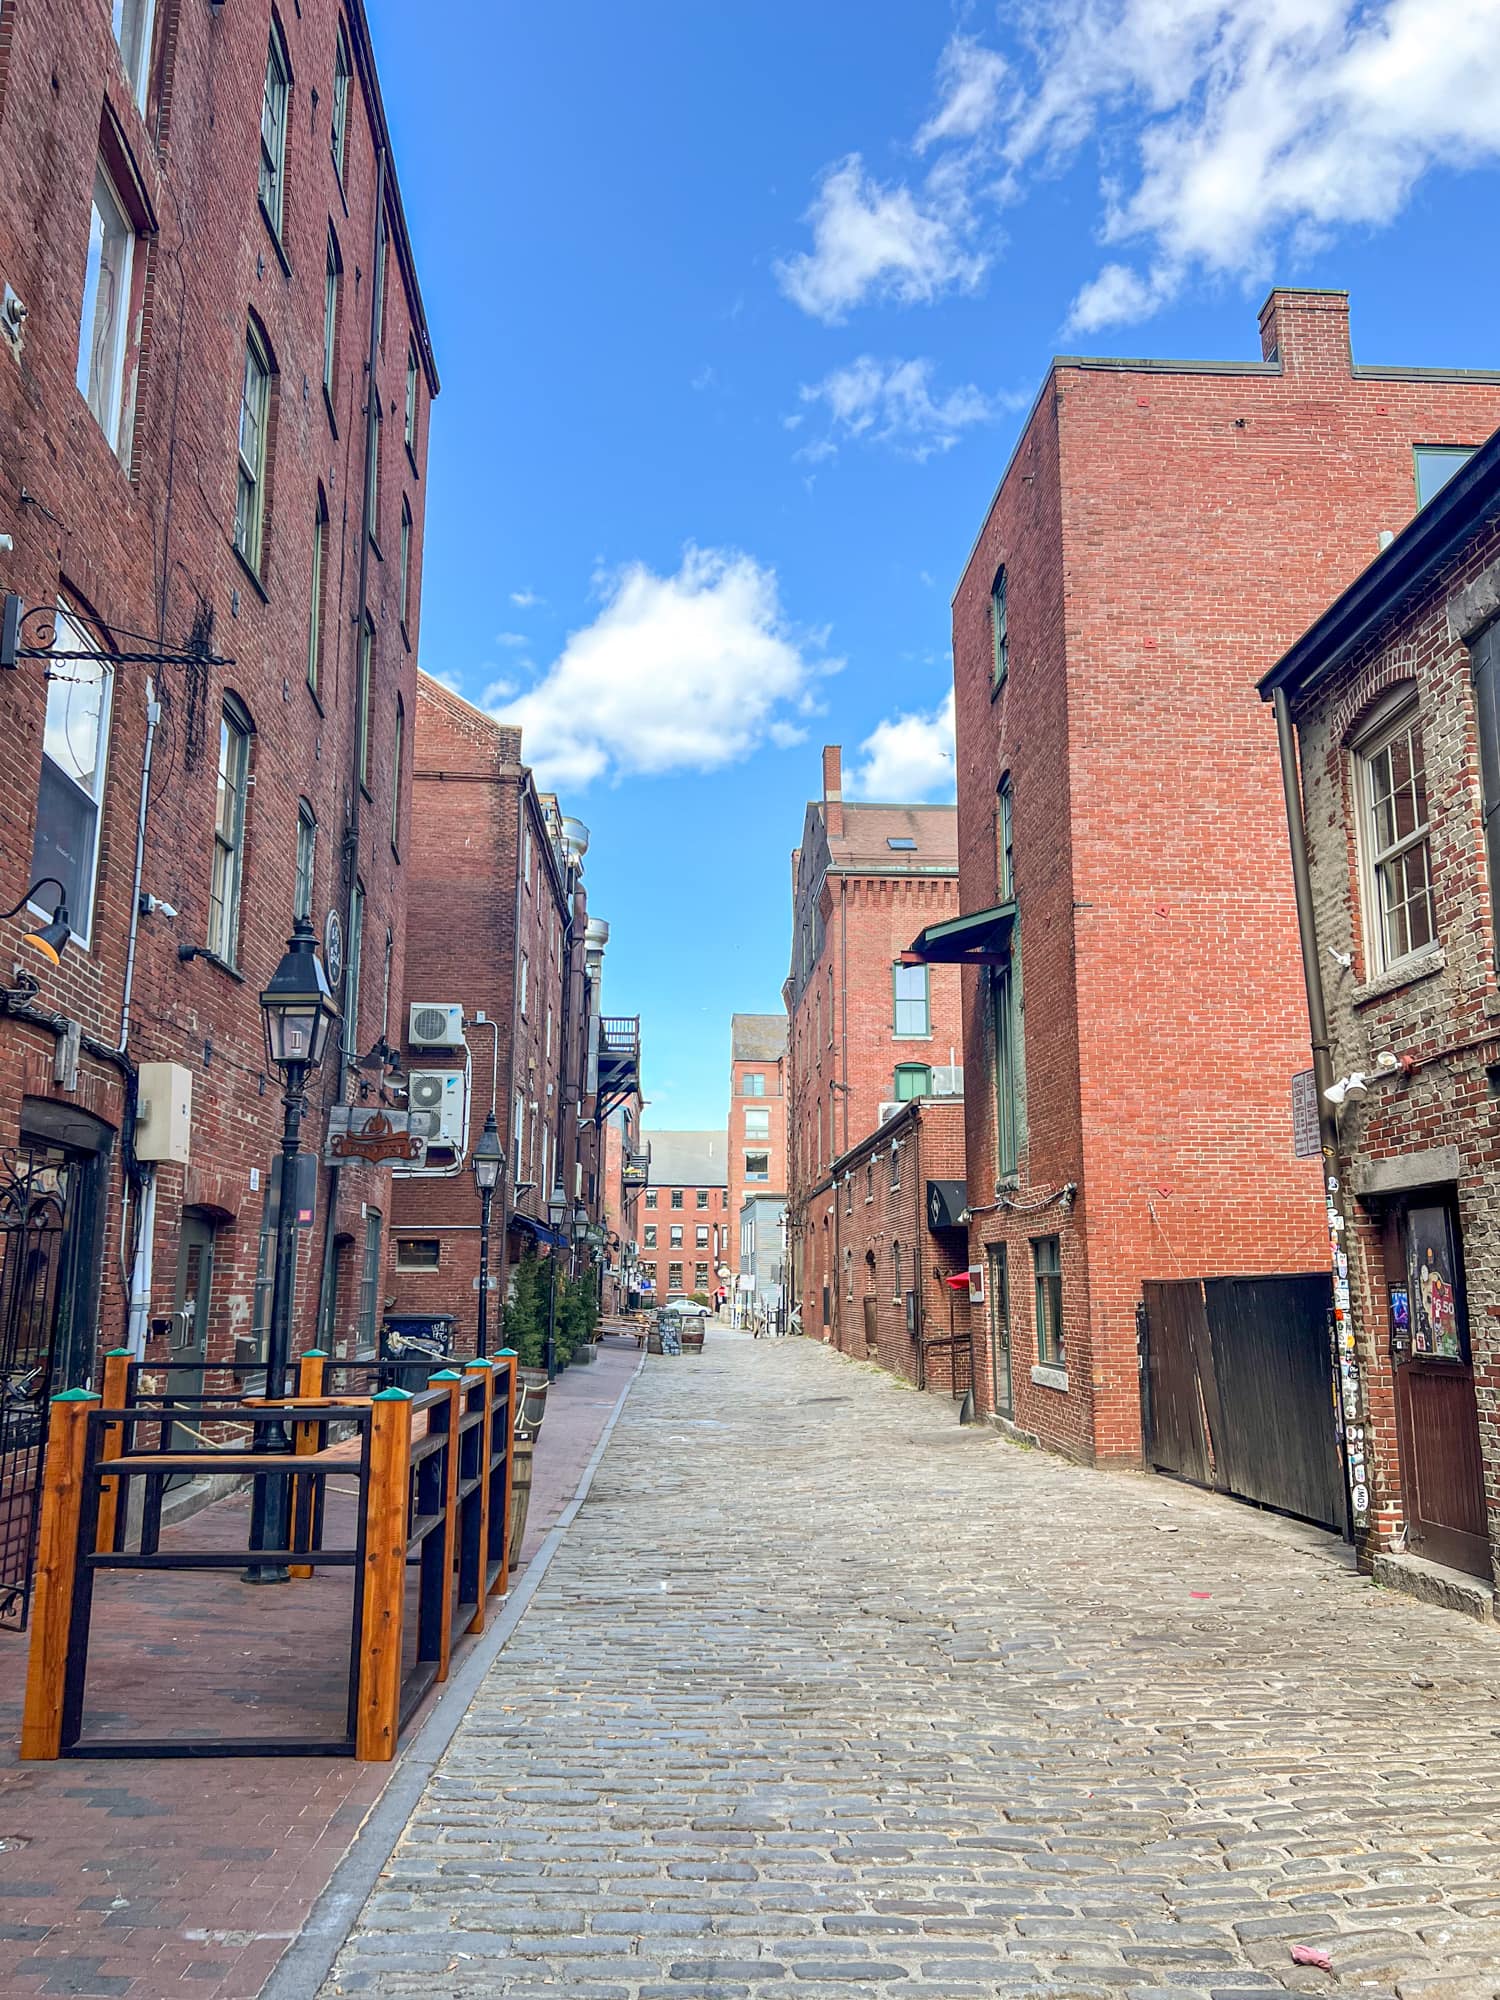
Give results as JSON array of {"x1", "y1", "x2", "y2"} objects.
[
  {"x1": 822, "y1": 744, "x2": 843, "y2": 837},
  {"x1": 1258, "y1": 288, "x2": 1351, "y2": 379}
]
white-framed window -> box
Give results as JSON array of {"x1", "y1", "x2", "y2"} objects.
[
  {"x1": 390, "y1": 695, "x2": 404, "y2": 853},
  {"x1": 112, "y1": 0, "x2": 157, "y2": 108},
  {"x1": 1414, "y1": 445, "x2": 1474, "y2": 511},
  {"x1": 294, "y1": 800, "x2": 316, "y2": 921},
  {"x1": 331, "y1": 23, "x2": 352, "y2": 181},
  {"x1": 31, "y1": 603, "x2": 113, "y2": 948},
  {"x1": 644, "y1": 1225, "x2": 656, "y2": 1249},
  {"x1": 740, "y1": 1071, "x2": 765, "y2": 1097},
  {"x1": 670, "y1": 1225, "x2": 683, "y2": 1248},
  {"x1": 513, "y1": 1088, "x2": 526, "y2": 1183},
  {"x1": 76, "y1": 161, "x2": 137, "y2": 458},
  {"x1": 208, "y1": 700, "x2": 251, "y2": 964},
  {"x1": 893, "y1": 961, "x2": 929, "y2": 1037},
  {"x1": 744, "y1": 1106, "x2": 770, "y2": 1140},
  {"x1": 696, "y1": 1225, "x2": 708, "y2": 1248},
  {"x1": 519, "y1": 950, "x2": 529, "y2": 1017},
  {"x1": 258, "y1": 24, "x2": 291, "y2": 238},
  {"x1": 1356, "y1": 693, "x2": 1436, "y2": 974},
  {"x1": 234, "y1": 328, "x2": 272, "y2": 571},
  {"x1": 307, "y1": 491, "x2": 327, "y2": 694},
  {"x1": 323, "y1": 231, "x2": 341, "y2": 403},
  {"x1": 745, "y1": 1151, "x2": 769, "y2": 1182}
]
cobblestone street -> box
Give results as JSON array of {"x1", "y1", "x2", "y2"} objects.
[{"x1": 323, "y1": 1331, "x2": 1500, "y2": 2000}]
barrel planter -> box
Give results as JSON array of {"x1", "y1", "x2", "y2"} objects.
[
  {"x1": 516, "y1": 1368, "x2": 549, "y2": 1437},
  {"x1": 508, "y1": 1434, "x2": 535, "y2": 1570}
]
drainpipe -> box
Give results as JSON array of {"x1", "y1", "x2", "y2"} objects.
[{"x1": 117, "y1": 677, "x2": 160, "y2": 1333}]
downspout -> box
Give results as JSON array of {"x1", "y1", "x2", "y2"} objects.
[
  {"x1": 120, "y1": 678, "x2": 161, "y2": 1354},
  {"x1": 838, "y1": 879, "x2": 849, "y2": 1155},
  {"x1": 496, "y1": 772, "x2": 526, "y2": 1318}
]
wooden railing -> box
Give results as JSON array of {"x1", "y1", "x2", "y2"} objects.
[{"x1": 20, "y1": 1350, "x2": 517, "y2": 1763}]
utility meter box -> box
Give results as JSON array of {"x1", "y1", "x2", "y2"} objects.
[{"x1": 135, "y1": 1062, "x2": 193, "y2": 1164}]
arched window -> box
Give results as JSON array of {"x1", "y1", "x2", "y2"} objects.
[{"x1": 990, "y1": 564, "x2": 1008, "y2": 687}]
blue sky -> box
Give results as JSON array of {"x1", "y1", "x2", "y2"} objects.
[{"x1": 367, "y1": 0, "x2": 1500, "y2": 1128}]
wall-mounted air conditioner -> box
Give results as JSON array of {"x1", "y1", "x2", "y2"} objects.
[
  {"x1": 409, "y1": 1003, "x2": 465, "y2": 1049},
  {"x1": 407, "y1": 1069, "x2": 467, "y2": 1148}
]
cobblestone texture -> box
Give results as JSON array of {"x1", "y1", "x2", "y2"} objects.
[{"x1": 322, "y1": 1332, "x2": 1500, "y2": 1999}]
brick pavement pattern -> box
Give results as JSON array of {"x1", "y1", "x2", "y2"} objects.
[{"x1": 322, "y1": 1332, "x2": 1500, "y2": 2000}]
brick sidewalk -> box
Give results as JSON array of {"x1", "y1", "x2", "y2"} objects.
[{"x1": 0, "y1": 1338, "x2": 640, "y2": 2000}]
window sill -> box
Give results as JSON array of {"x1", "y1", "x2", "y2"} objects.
[
  {"x1": 231, "y1": 543, "x2": 269, "y2": 603},
  {"x1": 1030, "y1": 1363, "x2": 1068, "y2": 1393},
  {"x1": 305, "y1": 681, "x2": 324, "y2": 718},
  {"x1": 1352, "y1": 947, "x2": 1445, "y2": 1009},
  {"x1": 259, "y1": 204, "x2": 292, "y2": 279},
  {"x1": 179, "y1": 946, "x2": 244, "y2": 984},
  {"x1": 991, "y1": 672, "x2": 1008, "y2": 704},
  {"x1": 400, "y1": 619, "x2": 412, "y2": 653},
  {"x1": 405, "y1": 441, "x2": 420, "y2": 479},
  {"x1": 323, "y1": 384, "x2": 339, "y2": 439}
]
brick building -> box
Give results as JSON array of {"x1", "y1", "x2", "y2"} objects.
[
  {"x1": 783, "y1": 746, "x2": 961, "y2": 1340},
  {"x1": 1261, "y1": 425, "x2": 1500, "y2": 1601},
  {"x1": 0, "y1": 0, "x2": 434, "y2": 1617},
  {"x1": 811, "y1": 1095, "x2": 972, "y2": 1393},
  {"x1": 385, "y1": 675, "x2": 630, "y2": 1352},
  {"x1": 726, "y1": 1012, "x2": 786, "y2": 1306},
  {"x1": 637, "y1": 1132, "x2": 729, "y2": 1306},
  {"x1": 600, "y1": 1091, "x2": 647, "y2": 1309},
  {"x1": 924, "y1": 287, "x2": 1500, "y2": 1474}
]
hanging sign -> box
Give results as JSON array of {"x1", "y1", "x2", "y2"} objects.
[
  {"x1": 325, "y1": 1106, "x2": 427, "y2": 1166},
  {"x1": 1291, "y1": 1069, "x2": 1320, "y2": 1158}
]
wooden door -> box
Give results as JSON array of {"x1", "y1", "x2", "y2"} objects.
[
  {"x1": 168, "y1": 1218, "x2": 215, "y2": 1467},
  {"x1": 987, "y1": 1244, "x2": 1012, "y2": 1418},
  {"x1": 862, "y1": 1297, "x2": 879, "y2": 1358},
  {"x1": 1390, "y1": 1202, "x2": 1488, "y2": 1577}
]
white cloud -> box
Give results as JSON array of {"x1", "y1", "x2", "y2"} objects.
[
  {"x1": 849, "y1": 686, "x2": 955, "y2": 802},
  {"x1": 1065, "y1": 261, "x2": 1175, "y2": 334},
  {"x1": 510, "y1": 587, "x2": 543, "y2": 608},
  {"x1": 799, "y1": 356, "x2": 997, "y2": 460},
  {"x1": 775, "y1": 155, "x2": 986, "y2": 323},
  {"x1": 494, "y1": 631, "x2": 529, "y2": 648},
  {"x1": 491, "y1": 547, "x2": 838, "y2": 790},
  {"x1": 916, "y1": 35, "x2": 1008, "y2": 151}
]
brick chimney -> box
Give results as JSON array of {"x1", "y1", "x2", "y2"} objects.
[
  {"x1": 1258, "y1": 288, "x2": 1352, "y2": 379},
  {"x1": 821, "y1": 744, "x2": 843, "y2": 837}
]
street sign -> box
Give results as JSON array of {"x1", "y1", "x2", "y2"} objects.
[
  {"x1": 1291, "y1": 1068, "x2": 1320, "y2": 1159},
  {"x1": 325, "y1": 1106, "x2": 431, "y2": 1166}
]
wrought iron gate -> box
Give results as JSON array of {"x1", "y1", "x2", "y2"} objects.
[{"x1": 0, "y1": 1147, "x2": 70, "y2": 1629}]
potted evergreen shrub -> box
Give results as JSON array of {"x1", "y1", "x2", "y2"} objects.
[{"x1": 505, "y1": 1245, "x2": 549, "y2": 1434}]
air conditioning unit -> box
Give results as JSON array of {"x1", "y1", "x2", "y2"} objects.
[
  {"x1": 409, "y1": 1003, "x2": 465, "y2": 1049},
  {"x1": 878, "y1": 1101, "x2": 902, "y2": 1125},
  {"x1": 930, "y1": 1064, "x2": 964, "y2": 1097},
  {"x1": 407, "y1": 1069, "x2": 467, "y2": 1148}
]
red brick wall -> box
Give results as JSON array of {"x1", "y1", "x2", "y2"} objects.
[
  {"x1": 0, "y1": 0, "x2": 433, "y2": 1383},
  {"x1": 726, "y1": 1051, "x2": 786, "y2": 1260},
  {"x1": 954, "y1": 288, "x2": 1500, "y2": 1464},
  {"x1": 637, "y1": 1183, "x2": 732, "y2": 1303}
]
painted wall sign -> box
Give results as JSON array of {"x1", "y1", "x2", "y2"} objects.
[{"x1": 1291, "y1": 1068, "x2": 1320, "y2": 1158}]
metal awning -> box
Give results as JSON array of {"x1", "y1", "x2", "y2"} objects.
[
  {"x1": 510, "y1": 1211, "x2": 567, "y2": 1248},
  {"x1": 906, "y1": 901, "x2": 1016, "y2": 965}
]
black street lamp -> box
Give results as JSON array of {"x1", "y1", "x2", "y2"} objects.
[
  {"x1": 545, "y1": 1184, "x2": 569, "y2": 1383},
  {"x1": 248, "y1": 915, "x2": 339, "y2": 1584},
  {"x1": 471, "y1": 1110, "x2": 504, "y2": 1357}
]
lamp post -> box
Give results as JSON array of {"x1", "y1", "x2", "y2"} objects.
[
  {"x1": 545, "y1": 1184, "x2": 569, "y2": 1382},
  {"x1": 471, "y1": 1110, "x2": 503, "y2": 1357},
  {"x1": 248, "y1": 915, "x2": 339, "y2": 1584}
]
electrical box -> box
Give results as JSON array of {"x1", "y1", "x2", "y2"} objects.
[{"x1": 136, "y1": 1062, "x2": 193, "y2": 1164}]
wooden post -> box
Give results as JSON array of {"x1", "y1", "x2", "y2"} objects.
[
  {"x1": 356, "y1": 1389, "x2": 412, "y2": 1762},
  {"x1": 496, "y1": 1349, "x2": 518, "y2": 1591},
  {"x1": 464, "y1": 1359, "x2": 494, "y2": 1635},
  {"x1": 94, "y1": 1351, "x2": 132, "y2": 1556},
  {"x1": 290, "y1": 1349, "x2": 328, "y2": 1579},
  {"x1": 22, "y1": 1391, "x2": 99, "y2": 1760},
  {"x1": 428, "y1": 1370, "x2": 462, "y2": 1683}
]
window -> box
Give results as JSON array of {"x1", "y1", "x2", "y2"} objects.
[
  {"x1": 234, "y1": 329, "x2": 272, "y2": 572},
  {"x1": 993, "y1": 963, "x2": 1018, "y2": 1177},
  {"x1": 894, "y1": 1063, "x2": 929, "y2": 1101},
  {"x1": 695, "y1": 1263, "x2": 709, "y2": 1290},
  {"x1": 865, "y1": 1159, "x2": 874, "y2": 1203},
  {"x1": 307, "y1": 491, "x2": 328, "y2": 694},
  {"x1": 745, "y1": 1151, "x2": 769, "y2": 1182},
  {"x1": 206, "y1": 701, "x2": 252, "y2": 963},
  {"x1": 259, "y1": 24, "x2": 290, "y2": 239},
  {"x1": 513, "y1": 1088, "x2": 525, "y2": 1183},
  {"x1": 113, "y1": 0, "x2": 157, "y2": 108},
  {"x1": 331, "y1": 24, "x2": 352, "y2": 181},
  {"x1": 519, "y1": 951, "x2": 529, "y2": 1016},
  {"x1": 645, "y1": 1190, "x2": 657, "y2": 1209},
  {"x1": 1033, "y1": 1235, "x2": 1062, "y2": 1366},
  {"x1": 990, "y1": 564, "x2": 1008, "y2": 687},
  {"x1": 997, "y1": 777, "x2": 1013, "y2": 901},
  {"x1": 887, "y1": 835, "x2": 917, "y2": 850},
  {"x1": 741, "y1": 1071, "x2": 765, "y2": 1096},
  {"x1": 356, "y1": 614, "x2": 373, "y2": 789},
  {"x1": 373, "y1": 207, "x2": 389, "y2": 350},
  {"x1": 405, "y1": 342, "x2": 419, "y2": 453},
  {"x1": 893, "y1": 961, "x2": 930, "y2": 1037},
  {"x1": 1357, "y1": 694, "x2": 1435, "y2": 973},
  {"x1": 357, "y1": 1211, "x2": 383, "y2": 1351},
  {"x1": 644, "y1": 1225, "x2": 656, "y2": 1249},
  {"x1": 696, "y1": 1189, "x2": 709, "y2": 1209},
  {"x1": 345, "y1": 878, "x2": 364, "y2": 1054},
  {"x1": 31, "y1": 602, "x2": 112, "y2": 946},
  {"x1": 400, "y1": 498, "x2": 413, "y2": 630},
  {"x1": 844, "y1": 1247, "x2": 853, "y2": 1299},
  {"x1": 1415, "y1": 446, "x2": 1475, "y2": 510},
  {"x1": 744, "y1": 1107, "x2": 770, "y2": 1140},
  {"x1": 76, "y1": 161, "x2": 137, "y2": 457},
  {"x1": 390, "y1": 695, "x2": 404, "y2": 851},
  {"x1": 1471, "y1": 622, "x2": 1500, "y2": 971},
  {"x1": 890, "y1": 1140, "x2": 901, "y2": 1190},
  {"x1": 294, "y1": 801, "x2": 316, "y2": 922},
  {"x1": 670, "y1": 1225, "x2": 683, "y2": 1248},
  {"x1": 696, "y1": 1225, "x2": 709, "y2": 1249},
  {"x1": 892, "y1": 1240, "x2": 903, "y2": 1302},
  {"x1": 395, "y1": 1238, "x2": 440, "y2": 1272},
  {"x1": 365, "y1": 400, "x2": 381, "y2": 544},
  {"x1": 671, "y1": 1190, "x2": 683, "y2": 1209},
  {"x1": 323, "y1": 233, "x2": 341, "y2": 404},
  {"x1": 827, "y1": 965, "x2": 834, "y2": 1044},
  {"x1": 668, "y1": 1263, "x2": 683, "y2": 1293}
]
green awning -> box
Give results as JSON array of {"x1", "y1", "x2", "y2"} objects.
[{"x1": 906, "y1": 901, "x2": 1016, "y2": 965}]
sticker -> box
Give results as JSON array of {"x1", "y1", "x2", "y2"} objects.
[
  {"x1": 1336, "y1": 1251, "x2": 1348, "y2": 1280},
  {"x1": 1352, "y1": 1483, "x2": 1369, "y2": 1513}
]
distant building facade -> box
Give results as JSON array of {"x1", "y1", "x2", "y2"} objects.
[
  {"x1": 737, "y1": 1193, "x2": 787, "y2": 1327},
  {"x1": 638, "y1": 1131, "x2": 729, "y2": 1304},
  {"x1": 783, "y1": 746, "x2": 962, "y2": 1343},
  {"x1": 726, "y1": 1013, "x2": 786, "y2": 1301}
]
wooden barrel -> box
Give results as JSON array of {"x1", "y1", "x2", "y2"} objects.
[{"x1": 508, "y1": 1435, "x2": 535, "y2": 1571}]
